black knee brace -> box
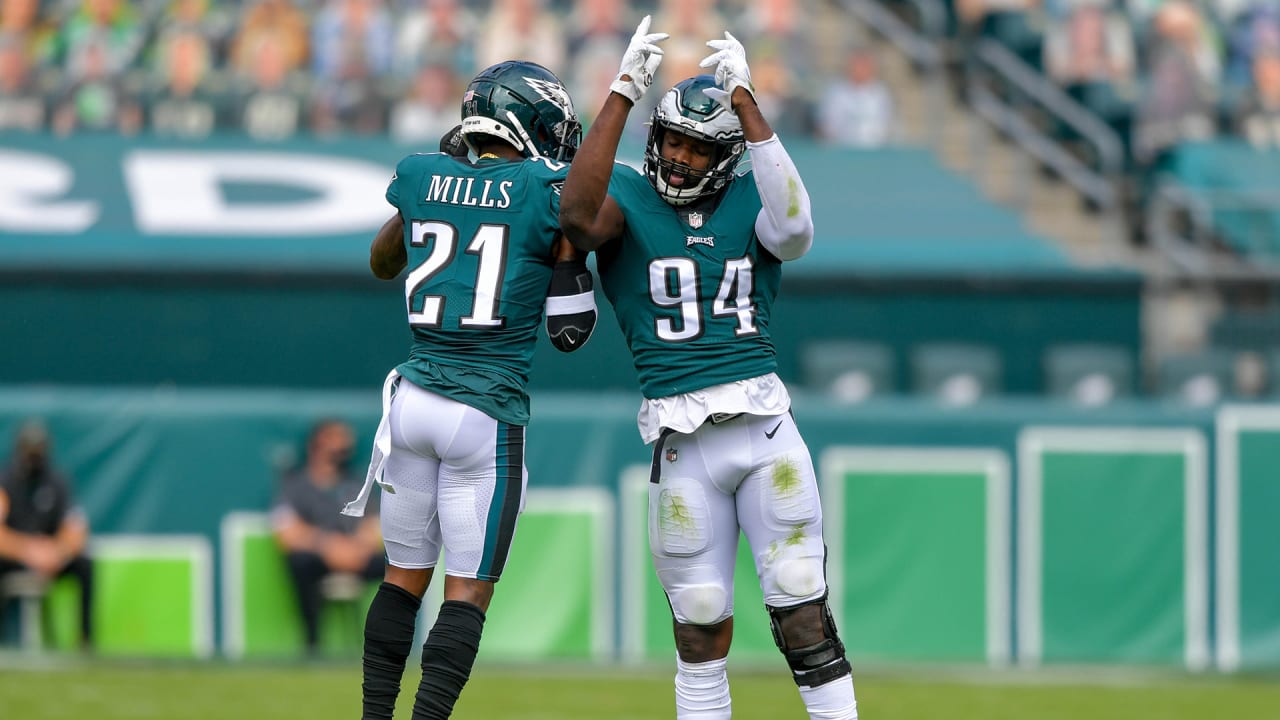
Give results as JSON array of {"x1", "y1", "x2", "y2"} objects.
[{"x1": 767, "y1": 594, "x2": 852, "y2": 688}]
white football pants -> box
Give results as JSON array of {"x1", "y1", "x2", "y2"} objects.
[
  {"x1": 378, "y1": 378, "x2": 527, "y2": 581},
  {"x1": 648, "y1": 412, "x2": 828, "y2": 625}
]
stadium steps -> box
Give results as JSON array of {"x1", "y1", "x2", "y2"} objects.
[{"x1": 866, "y1": 30, "x2": 1136, "y2": 270}]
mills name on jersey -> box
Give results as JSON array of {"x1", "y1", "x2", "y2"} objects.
[{"x1": 423, "y1": 174, "x2": 516, "y2": 209}]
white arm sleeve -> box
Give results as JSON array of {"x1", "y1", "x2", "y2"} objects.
[{"x1": 749, "y1": 134, "x2": 814, "y2": 261}]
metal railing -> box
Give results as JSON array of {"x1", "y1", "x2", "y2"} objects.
[
  {"x1": 1148, "y1": 182, "x2": 1280, "y2": 280},
  {"x1": 966, "y1": 39, "x2": 1128, "y2": 245}
]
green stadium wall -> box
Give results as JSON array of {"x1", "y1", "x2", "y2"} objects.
[{"x1": 3, "y1": 388, "x2": 1279, "y2": 671}]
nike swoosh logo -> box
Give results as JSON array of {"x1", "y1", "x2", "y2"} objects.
[{"x1": 765, "y1": 420, "x2": 784, "y2": 439}]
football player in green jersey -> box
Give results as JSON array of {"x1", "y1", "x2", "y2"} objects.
[
  {"x1": 344, "y1": 60, "x2": 595, "y2": 720},
  {"x1": 560, "y1": 17, "x2": 859, "y2": 720}
]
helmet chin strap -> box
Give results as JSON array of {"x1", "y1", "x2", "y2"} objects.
[{"x1": 506, "y1": 110, "x2": 542, "y2": 159}]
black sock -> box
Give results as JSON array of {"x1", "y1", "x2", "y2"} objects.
[
  {"x1": 411, "y1": 600, "x2": 486, "y2": 720},
  {"x1": 361, "y1": 582, "x2": 422, "y2": 720}
]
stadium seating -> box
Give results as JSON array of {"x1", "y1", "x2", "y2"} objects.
[
  {"x1": 1156, "y1": 349, "x2": 1240, "y2": 406},
  {"x1": 1043, "y1": 343, "x2": 1135, "y2": 406},
  {"x1": 800, "y1": 339, "x2": 897, "y2": 402},
  {"x1": 911, "y1": 342, "x2": 1003, "y2": 405}
]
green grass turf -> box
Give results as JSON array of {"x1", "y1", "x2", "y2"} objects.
[{"x1": 1, "y1": 660, "x2": 1278, "y2": 719}]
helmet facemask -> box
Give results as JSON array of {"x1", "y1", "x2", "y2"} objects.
[{"x1": 643, "y1": 75, "x2": 745, "y2": 206}]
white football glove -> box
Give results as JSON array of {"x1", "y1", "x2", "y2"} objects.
[
  {"x1": 610, "y1": 15, "x2": 668, "y2": 104},
  {"x1": 699, "y1": 31, "x2": 755, "y2": 110}
]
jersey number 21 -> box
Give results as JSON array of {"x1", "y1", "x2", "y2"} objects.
[{"x1": 405, "y1": 220, "x2": 509, "y2": 329}]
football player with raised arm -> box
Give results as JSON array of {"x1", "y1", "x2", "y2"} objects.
[
  {"x1": 559, "y1": 17, "x2": 859, "y2": 720},
  {"x1": 346, "y1": 60, "x2": 596, "y2": 720}
]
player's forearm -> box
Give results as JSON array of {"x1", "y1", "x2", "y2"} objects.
[
  {"x1": 751, "y1": 134, "x2": 814, "y2": 261},
  {"x1": 0, "y1": 526, "x2": 33, "y2": 562},
  {"x1": 732, "y1": 89, "x2": 773, "y2": 144},
  {"x1": 275, "y1": 520, "x2": 324, "y2": 553},
  {"x1": 55, "y1": 516, "x2": 88, "y2": 559},
  {"x1": 559, "y1": 94, "x2": 629, "y2": 252},
  {"x1": 370, "y1": 213, "x2": 407, "y2": 279}
]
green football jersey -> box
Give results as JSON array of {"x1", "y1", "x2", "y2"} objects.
[
  {"x1": 598, "y1": 164, "x2": 782, "y2": 399},
  {"x1": 386, "y1": 152, "x2": 568, "y2": 425}
]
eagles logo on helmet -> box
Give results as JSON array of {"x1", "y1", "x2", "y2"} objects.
[{"x1": 459, "y1": 60, "x2": 582, "y2": 161}]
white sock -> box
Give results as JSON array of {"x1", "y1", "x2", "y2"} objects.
[
  {"x1": 797, "y1": 674, "x2": 858, "y2": 719},
  {"x1": 674, "y1": 656, "x2": 732, "y2": 719}
]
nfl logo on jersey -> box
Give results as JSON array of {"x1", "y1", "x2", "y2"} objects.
[
  {"x1": 666, "y1": 447, "x2": 678, "y2": 463},
  {"x1": 687, "y1": 211, "x2": 703, "y2": 229}
]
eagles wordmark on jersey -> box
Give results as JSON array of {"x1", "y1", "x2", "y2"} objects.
[{"x1": 598, "y1": 163, "x2": 782, "y2": 400}]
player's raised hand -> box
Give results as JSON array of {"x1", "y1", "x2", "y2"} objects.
[
  {"x1": 699, "y1": 31, "x2": 755, "y2": 110},
  {"x1": 610, "y1": 15, "x2": 668, "y2": 104},
  {"x1": 438, "y1": 124, "x2": 468, "y2": 157}
]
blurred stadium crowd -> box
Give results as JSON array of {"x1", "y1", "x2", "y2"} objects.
[
  {"x1": 943, "y1": 0, "x2": 1280, "y2": 248},
  {"x1": 953, "y1": 0, "x2": 1280, "y2": 156},
  {"x1": 0, "y1": 0, "x2": 898, "y2": 146}
]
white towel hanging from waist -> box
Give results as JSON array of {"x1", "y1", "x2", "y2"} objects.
[{"x1": 342, "y1": 369, "x2": 400, "y2": 517}]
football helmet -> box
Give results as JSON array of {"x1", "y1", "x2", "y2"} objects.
[
  {"x1": 460, "y1": 60, "x2": 581, "y2": 161},
  {"x1": 644, "y1": 75, "x2": 746, "y2": 206}
]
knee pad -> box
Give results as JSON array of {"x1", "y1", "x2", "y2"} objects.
[
  {"x1": 768, "y1": 594, "x2": 852, "y2": 688},
  {"x1": 670, "y1": 583, "x2": 729, "y2": 626},
  {"x1": 773, "y1": 553, "x2": 824, "y2": 599}
]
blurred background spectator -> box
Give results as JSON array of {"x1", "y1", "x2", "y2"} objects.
[
  {"x1": 735, "y1": 0, "x2": 815, "y2": 134},
  {"x1": 230, "y1": 31, "x2": 305, "y2": 140},
  {"x1": 654, "y1": 0, "x2": 725, "y2": 92},
  {"x1": 476, "y1": 0, "x2": 565, "y2": 76},
  {"x1": 309, "y1": 0, "x2": 393, "y2": 135},
  {"x1": 57, "y1": 0, "x2": 144, "y2": 79},
  {"x1": 146, "y1": 29, "x2": 219, "y2": 138},
  {"x1": 0, "y1": 420, "x2": 94, "y2": 652},
  {"x1": 1042, "y1": 0, "x2": 1135, "y2": 87},
  {"x1": 389, "y1": 60, "x2": 456, "y2": 144},
  {"x1": 271, "y1": 418, "x2": 383, "y2": 657},
  {"x1": 229, "y1": 0, "x2": 308, "y2": 80},
  {"x1": 1236, "y1": 48, "x2": 1280, "y2": 145},
  {"x1": 393, "y1": 0, "x2": 477, "y2": 80},
  {"x1": 1133, "y1": 1, "x2": 1220, "y2": 164},
  {"x1": 564, "y1": 0, "x2": 630, "y2": 125},
  {"x1": 50, "y1": 35, "x2": 142, "y2": 135},
  {"x1": 0, "y1": 31, "x2": 44, "y2": 130},
  {"x1": 817, "y1": 46, "x2": 896, "y2": 147}
]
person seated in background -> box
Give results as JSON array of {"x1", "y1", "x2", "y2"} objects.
[
  {"x1": 1133, "y1": 1, "x2": 1220, "y2": 165},
  {"x1": 309, "y1": 0, "x2": 392, "y2": 135},
  {"x1": 272, "y1": 418, "x2": 383, "y2": 656},
  {"x1": 0, "y1": 32, "x2": 45, "y2": 130},
  {"x1": 0, "y1": 420, "x2": 94, "y2": 651},
  {"x1": 231, "y1": 33, "x2": 304, "y2": 141},
  {"x1": 147, "y1": 30, "x2": 220, "y2": 139},
  {"x1": 1041, "y1": 0, "x2": 1135, "y2": 88},
  {"x1": 50, "y1": 36, "x2": 142, "y2": 135},
  {"x1": 388, "y1": 61, "x2": 456, "y2": 144},
  {"x1": 229, "y1": 0, "x2": 309, "y2": 80},
  {"x1": 1236, "y1": 48, "x2": 1280, "y2": 146},
  {"x1": 817, "y1": 46, "x2": 895, "y2": 147}
]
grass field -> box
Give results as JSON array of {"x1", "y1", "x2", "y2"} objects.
[{"x1": 2, "y1": 658, "x2": 1279, "y2": 719}]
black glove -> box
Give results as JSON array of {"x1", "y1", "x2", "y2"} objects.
[
  {"x1": 545, "y1": 257, "x2": 597, "y2": 353},
  {"x1": 439, "y1": 124, "x2": 468, "y2": 158}
]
